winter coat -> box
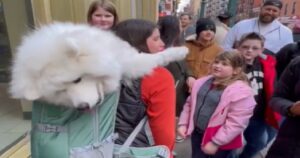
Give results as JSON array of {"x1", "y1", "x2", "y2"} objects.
[
  {"x1": 259, "y1": 55, "x2": 281, "y2": 129},
  {"x1": 215, "y1": 20, "x2": 230, "y2": 45},
  {"x1": 185, "y1": 35, "x2": 223, "y2": 79},
  {"x1": 115, "y1": 67, "x2": 176, "y2": 153},
  {"x1": 222, "y1": 18, "x2": 293, "y2": 54},
  {"x1": 276, "y1": 42, "x2": 300, "y2": 78},
  {"x1": 178, "y1": 76, "x2": 256, "y2": 149},
  {"x1": 266, "y1": 57, "x2": 300, "y2": 158}
]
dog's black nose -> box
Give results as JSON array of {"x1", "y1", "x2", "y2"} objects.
[{"x1": 76, "y1": 102, "x2": 90, "y2": 111}]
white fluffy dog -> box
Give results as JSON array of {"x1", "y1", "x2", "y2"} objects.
[{"x1": 10, "y1": 22, "x2": 188, "y2": 109}]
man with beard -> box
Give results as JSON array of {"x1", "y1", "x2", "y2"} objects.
[
  {"x1": 179, "y1": 13, "x2": 196, "y2": 43},
  {"x1": 222, "y1": 0, "x2": 293, "y2": 55}
]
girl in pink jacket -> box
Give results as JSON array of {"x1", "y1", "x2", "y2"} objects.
[{"x1": 178, "y1": 52, "x2": 256, "y2": 158}]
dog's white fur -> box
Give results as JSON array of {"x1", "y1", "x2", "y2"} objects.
[{"x1": 10, "y1": 22, "x2": 188, "y2": 108}]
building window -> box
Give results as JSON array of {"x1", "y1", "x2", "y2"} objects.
[
  {"x1": 292, "y1": 2, "x2": 296, "y2": 15},
  {"x1": 285, "y1": 4, "x2": 288, "y2": 15}
]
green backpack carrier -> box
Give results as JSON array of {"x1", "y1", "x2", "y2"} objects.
[{"x1": 31, "y1": 91, "x2": 170, "y2": 158}]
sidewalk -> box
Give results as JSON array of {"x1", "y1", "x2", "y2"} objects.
[
  {"x1": 174, "y1": 137, "x2": 272, "y2": 158},
  {"x1": 0, "y1": 134, "x2": 30, "y2": 158},
  {"x1": 0, "y1": 84, "x2": 31, "y2": 155}
]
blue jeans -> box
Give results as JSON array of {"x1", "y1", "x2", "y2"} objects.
[
  {"x1": 191, "y1": 129, "x2": 234, "y2": 158},
  {"x1": 239, "y1": 119, "x2": 277, "y2": 158}
]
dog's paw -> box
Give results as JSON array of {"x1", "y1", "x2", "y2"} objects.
[
  {"x1": 159, "y1": 46, "x2": 188, "y2": 65},
  {"x1": 174, "y1": 46, "x2": 188, "y2": 58}
]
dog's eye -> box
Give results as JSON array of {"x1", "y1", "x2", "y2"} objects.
[{"x1": 73, "y1": 77, "x2": 82, "y2": 84}]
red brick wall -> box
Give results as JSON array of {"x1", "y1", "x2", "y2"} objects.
[{"x1": 281, "y1": 0, "x2": 300, "y2": 17}]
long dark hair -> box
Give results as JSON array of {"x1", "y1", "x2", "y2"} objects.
[
  {"x1": 157, "y1": 16, "x2": 180, "y2": 48},
  {"x1": 114, "y1": 19, "x2": 157, "y2": 53}
]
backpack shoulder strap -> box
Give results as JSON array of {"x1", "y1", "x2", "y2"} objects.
[{"x1": 117, "y1": 116, "x2": 148, "y2": 153}]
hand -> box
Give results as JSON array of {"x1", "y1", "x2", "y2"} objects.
[
  {"x1": 290, "y1": 101, "x2": 300, "y2": 116},
  {"x1": 186, "y1": 77, "x2": 196, "y2": 93},
  {"x1": 177, "y1": 125, "x2": 187, "y2": 138},
  {"x1": 201, "y1": 141, "x2": 219, "y2": 155}
]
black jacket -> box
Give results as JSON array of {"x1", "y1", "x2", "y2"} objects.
[
  {"x1": 165, "y1": 60, "x2": 190, "y2": 116},
  {"x1": 276, "y1": 41, "x2": 300, "y2": 78},
  {"x1": 114, "y1": 80, "x2": 150, "y2": 147},
  {"x1": 267, "y1": 57, "x2": 300, "y2": 158}
]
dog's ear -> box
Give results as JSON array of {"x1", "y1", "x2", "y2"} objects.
[
  {"x1": 24, "y1": 88, "x2": 41, "y2": 100},
  {"x1": 65, "y1": 37, "x2": 80, "y2": 57}
]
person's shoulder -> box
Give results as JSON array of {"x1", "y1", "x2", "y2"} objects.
[
  {"x1": 259, "y1": 54, "x2": 276, "y2": 62},
  {"x1": 225, "y1": 80, "x2": 253, "y2": 98},
  {"x1": 192, "y1": 76, "x2": 213, "y2": 91},
  {"x1": 186, "y1": 25, "x2": 196, "y2": 31},
  {"x1": 290, "y1": 56, "x2": 300, "y2": 66},
  {"x1": 210, "y1": 42, "x2": 223, "y2": 51},
  {"x1": 282, "y1": 42, "x2": 297, "y2": 48},
  {"x1": 148, "y1": 67, "x2": 172, "y2": 78},
  {"x1": 195, "y1": 75, "x2": 213, "y2": 83},
  {"x1": 185, "y1": 34, "x2": 196, "y2": 42},
  {"x1": 281, "y1": 25, "x2": 292, "y2": 33},
  {"x1": 212, "y1": 41, "x2": 222, "y2": 47},
  {"x1": 283, "y1": 56, "x2": 300, "y2": 75},
  {"x1": 277, "y1": 21, "x2": 293, "y2": 33},
  {"x1": 143, "y1": 66, "x2": 173, "y2": 83},
  {"x1": 228, "y1": 80, "x2": 250, "y2": 89},
  {"x1": 234, "y1": 18, "x2": 256, "y2": 26},
  {"x1": 142, "y1": 67, "x2": 173, "y2": 88}
]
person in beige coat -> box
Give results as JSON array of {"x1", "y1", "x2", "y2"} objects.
[
  {"x1": 185, "y1": 18, "x2": 223, "y2": 91},
  {"x1": 215, "y1": 12, "x2": 232, "y2": 45}
]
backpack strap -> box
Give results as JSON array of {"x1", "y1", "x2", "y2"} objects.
[
  {"x1": 145, "y1": 121, "x2": 155, "y2": 146},
  {"x1": 117, "y1": 116, "x2": 148, "y2": 154},
  {"x1": 35, "y1": 123, "x2": 67, "y2": 133}
]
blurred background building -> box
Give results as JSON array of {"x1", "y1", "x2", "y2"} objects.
[{"x1": 203, "y1": 0, "x2": 230, "y2": 18}]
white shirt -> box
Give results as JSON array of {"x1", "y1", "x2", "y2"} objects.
[
  {"x1": 215, "y1": 20, "x2": 230, "y2": 45},
  {"x1": 222, "y1": 18, "x2": 294, "y2": 54}
]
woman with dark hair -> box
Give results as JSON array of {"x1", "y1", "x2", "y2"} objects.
[
  {"x1": 87, "y1": 0, "x2": 118, "y2": 30},
  {"x1": 158, "y1": 15, "x2": 181, "y2": 47},
  {"x1": 114, "y1": 19, "x2": 176, "y2": 156},
  {"x1": 157, "y1": 16, "x2": 194, "y2": 119}
]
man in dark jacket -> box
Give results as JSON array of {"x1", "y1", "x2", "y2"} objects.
[{"x1": 266, "y1": 56, "x2": 300, "y2": 158}]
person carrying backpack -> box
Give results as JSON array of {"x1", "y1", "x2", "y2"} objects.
[{"x1": 113, "y1": 19, "x2": 176, "y2": 158}]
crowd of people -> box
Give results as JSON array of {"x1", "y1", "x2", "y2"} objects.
[{"x1": 32, "y1": 0, "x2": 300, "y2": 157}]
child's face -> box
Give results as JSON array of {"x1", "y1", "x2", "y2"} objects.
[
  {"x1": 198, "y1": 30, "x2": 215, "y2": 42},
  {"x1": 238, "y1": 39, "x2": 263, "y2": 63},
  {"x1": 89, "y1": 7, "x2": 115, "y2": 30},
  {"x1": 211, "y1": 59, "x2": 235, "y2": 80}
]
